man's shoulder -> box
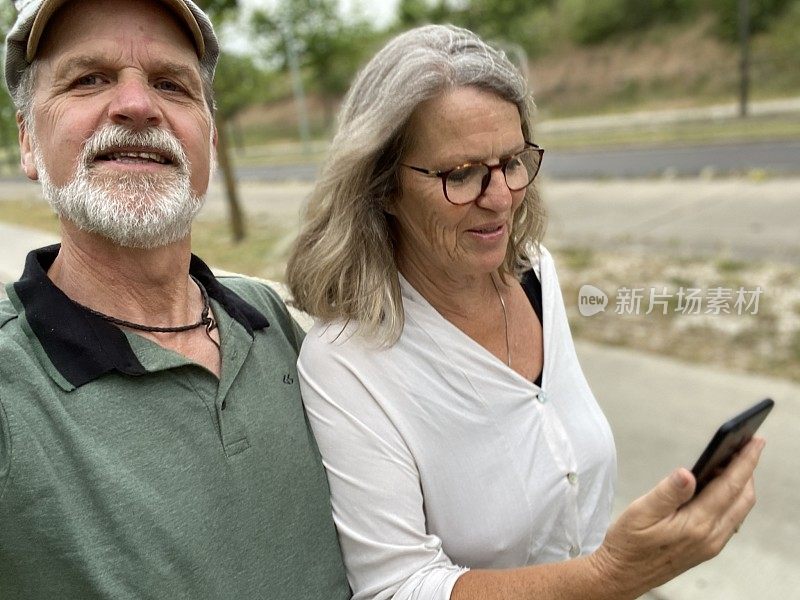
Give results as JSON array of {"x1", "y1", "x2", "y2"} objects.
[
  {"x1": 214, "y1": 274, "x2": 310, "y2": 340},
  {"x1": 0, "y1": 296, "x2": 17, "y2": 329},
  {"x1": 0, "y1": 295, "x2": 43, "y2": 386},
  {"x1": 215, "y1": 274, "x2": 288, "y2": 314}
]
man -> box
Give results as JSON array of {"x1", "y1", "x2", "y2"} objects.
[{"x1": 0, "y1": 1, "x2": 350, "y2": 598}]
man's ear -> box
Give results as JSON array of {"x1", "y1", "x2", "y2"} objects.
[{"x1": 17, "y1": 112, "x2": 38, "y2": 181}]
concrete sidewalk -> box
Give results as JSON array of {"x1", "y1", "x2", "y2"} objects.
[
  {"x1": 579, "y1": 341, "x2": 799, "y2": 600},
  {"x1": 0, "y1": 219, "x2": 797, "y2": 599},
  {"x1": 0, "y1": 221, "x2": 57, "y2": 290}
]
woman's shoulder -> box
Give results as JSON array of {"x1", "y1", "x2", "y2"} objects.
[
  {"x1": 300, "y1": 315, "x2": 423, "y2": 377},
  {"x1": 523, "y1": 243, "x2": 555, "y2": 278},
  {"x1": 300, "y1": 319, "x2": 382, "y2": 366}
]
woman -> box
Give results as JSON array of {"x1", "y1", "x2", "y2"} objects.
[{"x1": 287, "y1": 24, "x2": 763, "y2": 600}]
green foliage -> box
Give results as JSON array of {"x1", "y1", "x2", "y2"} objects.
[
  {"x1": 710, "y1": 0, "x2": 795, "y2": 41},
  {"x1": 756, "y1": 0, "x2": 800, "y2": 62},
  {"x1": 251, "y1": 0, "x2": 378, "y2": 121},
  {"x1": 558, "y1": 0, "x2": 628, "y2": 44},
  {"x1": 213, "y1": 53, "x2": 277, "y2": 119},
  {"x1": 458, "y1": 0, "x2": 553, "y2": 46},
  {"x1": 195, "y1": 0, "x2": 280, "y2": 121},
  {"x1": 397, "y1": 0, "x2": 434, "y2": 25},
  {"x1": 397, "y1": 0, "x2": 460, "y2": 26},
  {"x1": 556, "y1": 0, "x2": 698, "y2": 45},
  {"x1": 194, "y1": 0, "x2": 239, "y2": 21},
  {"x1": 0, "y1": 2, "x2": 21, "y2": 168},
  {"x1": 393, "y1": 0, "x2": 701, "y2": 52}
]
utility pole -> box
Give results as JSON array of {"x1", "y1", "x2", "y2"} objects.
[
  {"x1": 283, "y1": 21, "x2": 312, "y2": 156},
  {"x1": 738, "y1": 0, "x2": 750, "y2": 118}
]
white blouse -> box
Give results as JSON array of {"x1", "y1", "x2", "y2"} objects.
[{"x1": 298, "y1": 247, "x2": 617, "y2": 600}]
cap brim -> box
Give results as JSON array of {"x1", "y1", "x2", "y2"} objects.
[{"x1": 26, "y1": 0, "x2": 206, "y2": 62}]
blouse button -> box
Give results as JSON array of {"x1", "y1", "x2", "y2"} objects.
[
  {"x1": 569, "y1": 545, "x2": 580, "y2": 558},
  {"x1": 567, "y1": 472, "x2": 578, "y2": 485},
  {"x1": 536, "y1": 391, "x2": 548, "y2": 404}
]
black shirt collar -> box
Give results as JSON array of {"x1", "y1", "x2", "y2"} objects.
[{"x1": 13, "y1": 244, "x2": 269, "y2": 389}]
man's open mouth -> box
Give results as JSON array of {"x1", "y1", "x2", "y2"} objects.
[{"x1": 93, "y1": 149, "x2": 174, "y2": 165}]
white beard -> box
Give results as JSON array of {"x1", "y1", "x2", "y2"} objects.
[{"x1": 33, "y1": 124, "x2": 209, "y2": 249}]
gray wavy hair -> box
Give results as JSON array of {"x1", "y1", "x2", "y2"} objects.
[{"x1": 286, "y1": 24, "x2": 546, "y2": 344}]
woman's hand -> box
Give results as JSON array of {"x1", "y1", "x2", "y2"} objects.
[{"x1": 589, "y1": 437, "x2": 765, "y2": 598}]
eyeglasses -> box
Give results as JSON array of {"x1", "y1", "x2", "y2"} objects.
[{"x1": 401, "y1": 142, "x2": 544, "y2": 206}]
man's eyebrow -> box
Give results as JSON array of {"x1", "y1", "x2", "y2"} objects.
[
  {"x1": 154, "y1": 62, "x2": 202, "y2": 85},
  {"x1": 52, "y1": 56, "x2": 201, "y2": 86},
  {"x1": 53, "y1": 56, "x2": 104, "y2": 79}
]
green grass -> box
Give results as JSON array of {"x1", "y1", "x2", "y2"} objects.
[
  {"x1": 191, "y1": 219, "x2": 289, "y2": 280},
  {"x1": 0, "y1": 199, "x2": 289, "y2": 280},
  {"x1": 0, "y1": 199, "x2": 60, "y2": 234},
  {"x1": 716, "y1": 258, "x2": 748, "y2": 274},
  {"x1": 537, "y1": 113, "x2": 800, "y2": 151},
  {"x1": 558, "y1": 246, "x2": 594, "y2": 270}
]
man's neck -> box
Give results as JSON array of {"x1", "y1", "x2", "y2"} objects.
[
  {"x1": 48, "y1": 221, "x2": 196, "y2": 328},
  {"x1": 48, "y1": 221, "x2": 222, "y2": 379}
]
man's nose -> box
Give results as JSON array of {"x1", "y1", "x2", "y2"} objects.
[{"x1": 107, "y1": 76, "x2": 163, "y2": 129}]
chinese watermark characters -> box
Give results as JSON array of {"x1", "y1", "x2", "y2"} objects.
[{"x1": 578, "y1": 285, "x2": 763, "y2": 317}]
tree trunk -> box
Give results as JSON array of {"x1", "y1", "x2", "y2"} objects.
[{"x1": 214, "y1": 114, "x2": 246, "y2": 242}]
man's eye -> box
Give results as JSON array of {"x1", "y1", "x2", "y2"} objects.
[
  {"x1": 75, "y1": 74, "x2": 105, "y2": 87},
  {"x1": 156, "y1": 80, "x2": 183, "y2": 93}
]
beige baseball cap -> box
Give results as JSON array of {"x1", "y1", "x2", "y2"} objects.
[{"x1": 4, "y1": 0, "x2": 220, "y2": 104}]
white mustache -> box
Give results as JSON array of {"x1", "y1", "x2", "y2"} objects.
[{"x1": 81, "y1": 125, "x2": 189, "y2": 172}]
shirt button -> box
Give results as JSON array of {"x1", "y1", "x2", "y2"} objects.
[
  {"x1": 569, "y1": 545, "x2": 580, "y2": 558},
  {"x1": 567, "y1": 472, "x2": 578, "y2": 485},
  {"x1": 536, "y1": 391, "x2": 548, "y2": 404}
]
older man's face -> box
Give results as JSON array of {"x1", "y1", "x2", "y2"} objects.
[{"x1": 19, "y1": 0, "x2": 215, "y2": 247}]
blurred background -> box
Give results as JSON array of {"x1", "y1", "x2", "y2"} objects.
[{"x1": 0, "y1": 1, "x2": 798, "y2": 598}]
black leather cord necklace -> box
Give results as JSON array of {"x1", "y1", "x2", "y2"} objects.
[{"x1": 70, "y1": 275, "x2": 219, "y2": 348}]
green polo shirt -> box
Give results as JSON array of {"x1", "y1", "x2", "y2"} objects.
[{"x1": 0, "y1": 245, "x2": 350, "y2": 599}]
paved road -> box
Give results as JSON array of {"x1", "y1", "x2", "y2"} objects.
[
  {"x1": 231, "y1": 140, "x2": 800, "y2": 182},
  {"x1": 578, "y1": 341, "x2": 799, "y2": 600},
  {"x1": 543, "y1": 178, "x2": 800, "y2": 264},
  {"x1": 542, "y1": 140, "x2": 800, "y2": 179}
]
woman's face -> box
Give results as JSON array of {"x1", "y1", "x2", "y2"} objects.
[{"x1": 392, "y1": 86, "x2": 526, "y2": 284}]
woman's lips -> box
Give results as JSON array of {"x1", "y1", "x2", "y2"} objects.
[{"x1": 466, "y1": 223, "x2": 506, "y2": 241}]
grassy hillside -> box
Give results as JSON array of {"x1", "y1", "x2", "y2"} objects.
[
  {"x1": 531, "y1": 13, "x2": 799, "y2": 118},
  {"x1": 232, "y1": 8, "x2": 800, "y2": 146}
]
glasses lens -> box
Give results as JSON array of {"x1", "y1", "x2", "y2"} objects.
[
  {"x1": 504, "y1": 148, "x2": 541, "y2": 191},
  {"x1": 445, "y1": 164, "x2": 489, "y2": 205}
]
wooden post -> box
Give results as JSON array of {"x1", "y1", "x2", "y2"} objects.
[
  {"x1": 738, "y1": 0, "x2": 750, "y2": 118},
  {"x1": 214, "y1": 115, "x2": 246, "y2": 242}
]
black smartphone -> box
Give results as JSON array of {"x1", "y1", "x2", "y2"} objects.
[{"x1": 691, "y1": 398, "x2": 774, "y2": 496}]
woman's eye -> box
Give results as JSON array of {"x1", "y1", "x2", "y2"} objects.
[
  {"x1": 448, "y1": 165, "x2": 482, "y2": 185},
  {"x1": 506, "y1": 157, "x2": 523, "y2": 172}
]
